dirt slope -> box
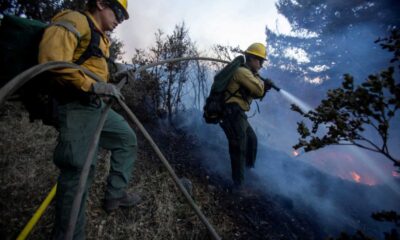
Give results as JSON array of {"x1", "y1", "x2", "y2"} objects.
[{"x1": 0, "y1": 102, "x2": 317, "y2": 239}]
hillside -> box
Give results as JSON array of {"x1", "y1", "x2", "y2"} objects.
[{"x1": 0, "y1": 101, "x2": 319, "y2": 240}]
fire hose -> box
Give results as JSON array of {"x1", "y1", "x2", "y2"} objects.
[
  {"x1": 0, "y1": 57, "x2": 229, "y2": 240},
  {"x1": 16, "y1": 184, "x2": 57, "y2": 240}
]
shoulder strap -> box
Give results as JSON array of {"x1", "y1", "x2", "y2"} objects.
[
  {"x1": 222, "y1": 59, "x2": 245, "y2": 103},
  {"x1": 223, "y1": 88, "x2": 240, "y2": 102},
  {"x1": 74, "y1": 12, "x2": 107, "y2": 65},
  {"x1": 50, "y1": 20, "x2": 81, "y2": 40}
]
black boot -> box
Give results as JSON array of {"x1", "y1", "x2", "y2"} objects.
[{"x1": 103, "y1": 191, "x2": 142, "y2": 213}]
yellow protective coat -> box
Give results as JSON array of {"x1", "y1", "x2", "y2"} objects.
[
  {"x1": 38, "y1": 10, "x2": 110, "y2": 92},
  {"x1": 225, "y1": 66, "x2": 265, "y2": 111}
]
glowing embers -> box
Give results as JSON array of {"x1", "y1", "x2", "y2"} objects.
[
  {"x1": 348, "y1": 171, "x2": 376, "y2": 186},
  {"x1": 350, "y1": 171, "x2": 361, "y2": 183},
  {"x1": 307, "y1": 150, "x2": 381, "y2": 186},
  {"x1": 292, "y1": 148, "x2": 305, "y2": 157},
  {"x1": 293, "y1": 150, "x2": 300, "y2": 157}
]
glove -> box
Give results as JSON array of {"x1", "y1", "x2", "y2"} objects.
[
  {"x1": 110, "y1": 62, "x2": 135, "y2": 82},
  {"x1": 262, "y1": 78, "x2": 273, "y2": 92},
  {"x1": 91, "y1": 82, "x2": 124, "y2": 100}
]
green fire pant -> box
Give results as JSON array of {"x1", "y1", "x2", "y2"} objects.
[
  {"x1": 52, "y1": 100, "x2": 137, "y2": 240},
  {"x1": 220, "y1": 103, "x2": 257, "y2": 186}
]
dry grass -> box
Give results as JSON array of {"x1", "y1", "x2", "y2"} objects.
[
  {"x1": 0, "y1": 102, "x2": 235, "y2": 240},
  {"x1": 0, "y1": 101, "x2": 316, "y2": 240},
  {"x1": 0, "y1": 102, "x2": 58, "y2": 239}
]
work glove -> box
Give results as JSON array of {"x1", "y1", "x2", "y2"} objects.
[
  {"x1": 111, "y1": 69, "x2": 135, "y2": 83},
  {"x1": 262, "y1": 78, "x2": 273, "y2": 92},
  {"x1": 91, "y1": 82, "x2": 124, "y2": 100},
  {"x1": 109, "y1": 62, "x2": 134, "y2": 83}
]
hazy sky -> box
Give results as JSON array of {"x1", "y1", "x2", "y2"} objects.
[{"x1": 115, "y1": 0, "x2": 291, "y2": 60}]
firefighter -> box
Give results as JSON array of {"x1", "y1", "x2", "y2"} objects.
[
  {"x1": 220, "y1": 43, "x2": 271, "y2": 190},
  {"x1": 38, "y1": 0, "x2": 140, "y2": 238}
]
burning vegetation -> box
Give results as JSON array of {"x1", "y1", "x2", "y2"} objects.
[
  {"x1": 350, "y1": 171, "x2": 361, "y2": 183},
  {"x1": 292, "y1": 150, "x2": 300, "y2": 157}
]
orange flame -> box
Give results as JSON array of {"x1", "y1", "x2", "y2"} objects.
[
  {"x1": 348, "y1": 171, "x2": 377, "y2": 186},
  {"x1": 293, "y1": 150, "x2": 300, "y2": 157},
  {"x1": 350, "y1": 171, "x2": 361, "y2": 183}
]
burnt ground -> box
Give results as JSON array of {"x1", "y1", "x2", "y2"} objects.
[
  {"x1": 150, "y1": 128, "x2": 321, "y2": 240},
  {"x1": 0, "y1": 101, "x2": 320, "y2": 240}
]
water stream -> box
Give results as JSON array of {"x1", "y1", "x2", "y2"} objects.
[{"x1": 279, "y1": 89, "x2": 312, "y2": 113}]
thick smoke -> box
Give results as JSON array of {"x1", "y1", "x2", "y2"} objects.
[
  {"x1": 175, "y1": 93, "x2": 399, "y2": 238},
  {"x1": 172, "y1": 24, "x2": 398, "y2": 240},
  {"x1": 170, "y1": 1, "x2": 400, "y2": 238}
]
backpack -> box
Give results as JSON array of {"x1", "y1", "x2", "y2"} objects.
[
  {"x1": 0, "y1": 13, "x2": 105, "y2": 126},
  {"x1": 203, "y1": 55, "x2": 245, "y2": 124}
]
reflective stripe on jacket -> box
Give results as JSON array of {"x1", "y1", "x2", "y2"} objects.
[
  {"x1": 225, "y1": 66, "x2": 265, "y2": 111},
  {"x1": 38, "y1": 10, "x2": 110, "y2": 92}
]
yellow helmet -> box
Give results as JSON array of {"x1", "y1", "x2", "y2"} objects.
[
  {"x1": 110, "y1": 0, "x2": 129, "y2": 21},
  {"x1": 245, "y1": 43, "x2": 267, "y2": 59}
]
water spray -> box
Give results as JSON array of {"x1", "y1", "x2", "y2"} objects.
[
  {"x1": 280, "y1": 89, "x2": 312, "y2": 113},
  {"x1": 260, "y1": 76, "x2": 312, "y2": 113}
]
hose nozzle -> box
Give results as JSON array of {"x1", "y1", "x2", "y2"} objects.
[
  {"x1": 262, "y1": 78, "x2": 280, "y2": 92},
  {"x1": 270, "y1": 83, "x2": 280, "y2": 92}
]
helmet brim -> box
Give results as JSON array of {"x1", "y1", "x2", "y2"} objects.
[
  {"x1": 244, "y1": 51, "x2": 267, "y2": 60},
  {"x1": 114, "y1": 1, "x2": 129, "y2": 20}
]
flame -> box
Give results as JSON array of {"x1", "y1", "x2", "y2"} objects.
[
  {"x1": 393, "y1": 171, "x2": 400, "y2": 178},
  {"x1": 350, "y1": 171, "x2": 361, "y2": 183},
  {"x1": 309, "y1": 151, "x2": 380, "y2": 186},
  {"x1": 349, "y1": 171, "x2": 377, "y2": 186},
  {"x1": 293, "y1": 150, "x2": 300, "y2": 157}
]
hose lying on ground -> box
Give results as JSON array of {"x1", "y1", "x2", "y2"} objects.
[
  {"x1": 67, "y1": 56, "x2": 227, "y2": 240},
  {"x1": 0, "y1": 57, "x2": 229, "y2": 240},
  {"x1": 16, "y1": 184, "x2": 57, "y2": 240}
]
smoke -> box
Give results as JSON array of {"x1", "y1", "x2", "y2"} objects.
[
  {"x1": 162, "y1": 1, "x2": 400, "y2": 237},
  {"x1": 167, "y1": 29, "x2": 400, "y2": 239},
  {"x1": 174, "y1": 95, "x2": 399, "y2": 238},
  {"x1": 172, "y1": 62, "x2": 399, "y2": 237}
]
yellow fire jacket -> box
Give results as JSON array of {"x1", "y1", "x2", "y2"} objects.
[
  {"x1": 225, "y1": 66, "x2": 265, "y2": 111},
  {"x1": 38, "y1": 10, "x2": 110, "y2": 92}
]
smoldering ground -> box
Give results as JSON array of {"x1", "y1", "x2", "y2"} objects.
[{"x1": 173, "y1": 94, "x2": 399, "y2": 239}]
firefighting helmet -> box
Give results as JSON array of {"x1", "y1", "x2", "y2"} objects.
[
  {"x1": 244, "y1": 43, "x2": 267, "y2": 59},
  {"x1": 108, "y1": 0, "x2": 129, "y2": 22}
]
